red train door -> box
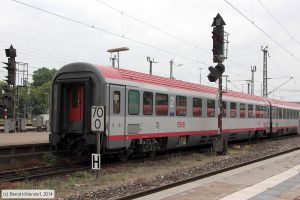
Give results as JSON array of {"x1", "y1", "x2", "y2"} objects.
[{"x1": 68, "y1": 85, "x2": 84, "y2": 132}]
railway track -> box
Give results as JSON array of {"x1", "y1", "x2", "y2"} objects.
[
  {"x1": 117, "y1": 146, "x2": 300, "y2": 200},
  {"x1": 0, "y1": 135, "x2": 298, "y2": 184},
  {"x1": 0, "y1": 161, "x2": 89, "y2": 182}
]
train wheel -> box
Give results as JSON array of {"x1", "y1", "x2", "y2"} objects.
[
  {"x1": 250, "y1": 131, "x2": 259, "y2": 142},
  {"x1": 116, "y1": 149, "x2": 130, "y2": 162}
]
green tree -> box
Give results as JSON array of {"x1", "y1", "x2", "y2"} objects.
[
  {"x1": 29, "y1": 82, "x2": 51, "y2": 115},
  {"x1": 32, "y1": 68, "x2": 57, "y2": 87}
]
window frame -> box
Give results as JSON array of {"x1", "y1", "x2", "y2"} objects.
[
  {"x1": 176, "y1": 95, "x2": 187, "y2": 116},
  {"x1": 155, "y1": 93, "x2": 169, "y2": 116},
  {"x1": 143, "y1": 91, "x2": 153, "y2": 115},
  {"x1": 248, "y1": 104, "x2": 254, "y2": 118},
  {"x1": 207, "y1": 99, "x2": 215, "y2": 117},
  {"x1": 230, "y1": 102, "x2": 237, "y2": 118},
  {"x1": 193, "y1": 97, "x2": 202, "y2": 117},
  {"x1": 128, "y1": 90, "x2": 140, "y2": 115},
  {"x1": 113, "y1": 91, "x2": 121, "y2": 114},
  {"x1": 71, "y1": 88, "x2": 78, "y2": 108},
  {"x1": 240, "y1": 103, "x2": 246, "y2": 118}
]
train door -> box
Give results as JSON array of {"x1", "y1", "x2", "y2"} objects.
[
  {"x1": 67, "y1": 85, "x2": 84, "y2": 133},
  {"x1": 109, "y1": 85, "x2": 126, "y2": 147}
]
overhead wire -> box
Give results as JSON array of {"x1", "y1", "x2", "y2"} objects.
[
  {"x1": 224, "y1": 0, "x2": 300, "y2": 63},
  {"x1": 0, "y1": 40, "x2": 100, "y2": 63},
  {"x1": 10, "y1": 0, "x2": 210, "y2": 67},
  {"x1": 94, "y1": 0, "x2": 209, "y2": 53},
  {"x1": 94, "y1": 0, "x2": 252, "y2": 69},
  {"x1": 257, "y1": 0, "x2": 300, "y2": 46},
  {"x1": 227, "y1": 80, "x2": 243, "y2": 92}
]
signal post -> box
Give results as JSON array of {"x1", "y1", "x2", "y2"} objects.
[
  {"x1": 91, "y1": 106, "x2": 105, "y2": 179},
  {"x1": 3, "y1": 45, "x2": 17, "y2": 132},
  {"x1": 208, "y1": 14, "x2": 229, "y2": 154}
]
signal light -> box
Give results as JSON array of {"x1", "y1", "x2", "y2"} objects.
[
  {"x1": 211, "y1": 13, "x2": 225, "y2": 63},
  {"x1": 3, "y1": 45, "x2": 16, "y2": 86},
  {"x1": 207, "y1": 63, "x2": 225, "y2": 82}
]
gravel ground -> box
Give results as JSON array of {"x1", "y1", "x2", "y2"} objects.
[{"x1": 65, "y1": 135, "x2": 300, "y2": 200}]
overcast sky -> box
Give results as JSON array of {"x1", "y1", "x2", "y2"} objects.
[{"x1": 1, "y1": 0, "x2": 300, "y2": 101}]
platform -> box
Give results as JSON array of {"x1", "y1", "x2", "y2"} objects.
[
  {"x1": 137, "y1": 150, "x2": 300, "y2": 200},
  {"x1": 0, "y1": 132, "x2": 49, "y2": 146}
]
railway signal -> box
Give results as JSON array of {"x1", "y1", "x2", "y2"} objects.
[
  {"x1": 209, "y1": 13, "x2": 229, "y2": 154},
  {"x1": 3, "y1": 45, "x2": 16, "y2": 86},
  {"x1": 3, "y1": 45, "x2": 17, "y2": 132},
  {"x1": 207, "y1": 63, "x2": 225, "y2": 82},
  {"x1": 211, "y1": 13, "x2": 225, "y2": 63}
]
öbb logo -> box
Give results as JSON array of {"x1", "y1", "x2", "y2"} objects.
[{"x1": 177, "y1": 121, "x2": 185, "y2": 128}]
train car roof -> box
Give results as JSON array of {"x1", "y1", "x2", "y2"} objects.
[
  {"x1": 267, "y1": 98, "x2": 300, "y2": 109},
  {"x1": 95, "y1": 65, "x2": 297, "y2": 109},
  {"x1": 54, "y1": 63, "x2": 299, "y2": 109}
]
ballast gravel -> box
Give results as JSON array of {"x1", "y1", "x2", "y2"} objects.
[{"x1": 65, "y1": 135, "x2": 300, "y2": 200}]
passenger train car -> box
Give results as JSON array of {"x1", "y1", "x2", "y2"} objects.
[{"x1": 49, "y1": 62, "x2": 300, "y2": 156}]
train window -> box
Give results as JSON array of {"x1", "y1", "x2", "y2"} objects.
[
  {"x1": 176, "y1": 96, "x2": 187, "y2": 116},
  {"x1": 283, "y1": 109, "x2": 286, "y2": 119},
  {"x1": 248, "y1": 104, "x2": 254, "y2": 118},
  {"x1": 293, "y1": 110, "x2": 296, "y2": 119},
  {"x1": 143, "y1": 92, "x2": 153, "y2": 115},
  {"x1": 222, "y1": 101, "x2": 227, "y2": 117},
  {"x1": 272, "y1": 107, "x2": 276, "y2": 119},
  {"x1": 156, "y1": 93, "x2": 168, "y2": 116},
  {"x1": 240, "y1": 103, "x2": 245, "y2": 118},
  {"x1": 207, "y1": 99, "x2": 215, "y2": 117},
  {"x1": 193, "y1": 98, "x2": 202, "y2": 117},
  {"x1": 71, "y1": 88, "x2": 78, "y2": 108},
  {"x1": 260, "y1": 106, "x2": 264, "y2": 118},
  {"x1": 294, "y1": 110, "x2": 296, "y2": 119},
  {"x1": 264, "y1": 106, "x2": 268, "y2": 118},
  {"x1": 113, "y1": 91, "x2": 120, "y2": 114},
  {"x1": 287, "y1": 109, "x2": 290, "y2": 119},
  {"x1": 128, "y1": 90, "x2": 140, "y2": 115},
  {"x1": 279, "y1": 108, "x2": 283, "y2": 119},
  {"x1": 255, "y1": 105, "x2": 260, "y2": 118},
  {"x1": 230, "y1": 102, "x2": 237, "y2": 118}
]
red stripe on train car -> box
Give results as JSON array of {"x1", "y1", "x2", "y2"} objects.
[
  {"x1": 108, "y1": 126, "x2": 298, "y2": 141},
  {"x1": 108, "y1": 130, "x2": 218, "y2": 141}
]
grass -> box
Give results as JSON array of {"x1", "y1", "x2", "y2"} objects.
[{"x1": 41, "y1": 152, "x2": 57, "y2": 166}]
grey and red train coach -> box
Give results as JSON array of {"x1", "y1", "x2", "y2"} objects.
[{"x1": 49, "y1": 62, "x2": 300, "y2": 156}]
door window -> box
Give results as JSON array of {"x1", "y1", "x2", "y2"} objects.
[
  {"x1": 113, "y1": 91, "x2": 120, "y2": 114},
  {"x1": 72, "y1": 87, "x2": 78, "y2": 108},
  {"x1": 128, "y1": 90, "x2": 140, "y2": 115}
]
